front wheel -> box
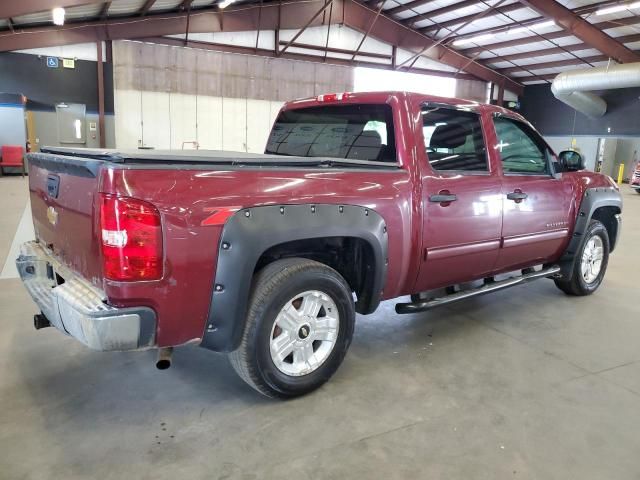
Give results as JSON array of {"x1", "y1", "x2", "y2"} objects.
[
  {"x1": 554, "y1": 219, "x2": 610, "y2": 296},
  {"x1": 228, "y1": 258, "x2": 355, "y2": 398}
]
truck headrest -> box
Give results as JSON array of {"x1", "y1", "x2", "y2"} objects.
[{"x1": 429, "y1": 123, "x2": 470, "y2": 150}]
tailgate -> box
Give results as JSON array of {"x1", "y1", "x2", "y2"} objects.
[{"x1": 27, "y1": 152, "x2": 104, "y2": 287}]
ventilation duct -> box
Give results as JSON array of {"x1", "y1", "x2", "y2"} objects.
[{"x1": 551, "y1": 62, "x2": 640, "y2": 118}]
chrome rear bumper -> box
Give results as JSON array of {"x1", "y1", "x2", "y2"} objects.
[{"x1": 16, "y1": 241, "x2": 156, "y2": 351}]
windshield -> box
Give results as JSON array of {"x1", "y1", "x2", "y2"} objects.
[{"x1": 265, "y1": 104, "x2": 397, "y2": 163}]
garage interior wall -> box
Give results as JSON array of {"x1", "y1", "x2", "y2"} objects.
[
  {"x1": 113, "y1": 41, "x2": 353, "y2": 152},
  {"x1": 0, "y1": 50, "x2": 115, "y2": 150}
]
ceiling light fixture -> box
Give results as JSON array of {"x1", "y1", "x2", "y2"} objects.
[
  {"x1": 596, "y1": 1, "x2": 640, "y2": 15},
  {"x1": 52, "y1": 7, "x2": 65, "y2": 26}
]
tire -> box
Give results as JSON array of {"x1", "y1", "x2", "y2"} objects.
[
  {"x1": 228, "y1": 258, "x2": 355, "y2": 398},
  {"x1": 554, "y1": 219, "x2": 610, "y2": 296}
]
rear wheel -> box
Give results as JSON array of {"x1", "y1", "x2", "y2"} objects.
[
  {"x1": 228, "y1": 258, "x2": 355, "y2": 398},
  {"x1": 554, "y1": 219, "x2": 609, "y2": 296}
]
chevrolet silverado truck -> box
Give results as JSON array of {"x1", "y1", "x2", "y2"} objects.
[{"x1": 17, "y1": 92, "x2": 622, "y2": 398}]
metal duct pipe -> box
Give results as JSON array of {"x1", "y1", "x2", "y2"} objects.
[{"x1": 551, "y1": 62, "x2": 640, "y2": 118}]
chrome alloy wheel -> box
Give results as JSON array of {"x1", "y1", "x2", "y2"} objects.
[
  {"x1": 269, "y1": 290, "x2": 340, "y2": 377},
  {"x1": 581, "y1": 235, "x2": 604, "y2": 284}
]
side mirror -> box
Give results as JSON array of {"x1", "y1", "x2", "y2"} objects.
[{"x1": 558, "y1": 150, "x2": 585, "y2": 171}]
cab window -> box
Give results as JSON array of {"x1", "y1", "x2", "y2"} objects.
[
  {"x1": 493, "y1": 116, "x2": 551, "y2": 175},
  {"x1": 421, "y1": 106, "x2": 488, "y2": 172}
]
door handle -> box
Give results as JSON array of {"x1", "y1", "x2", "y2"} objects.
[
  {"x1": 429, "y1": 193, "x2": 457, "y2": 203},
  {"x1": 506, "y1": 191, "x2": 528, "y2": 201}
]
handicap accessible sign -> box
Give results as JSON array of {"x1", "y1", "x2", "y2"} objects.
[{"x1": 46, "y1": 57, "x2": 59, "y2": 68}]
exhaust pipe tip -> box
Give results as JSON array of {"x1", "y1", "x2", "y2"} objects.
[
  {"x1": 34, "y1": 313, "x2": 51, "y2": 330},
  {"x1": 156, "y1": 347, "x2": 173, "y2": 370}
]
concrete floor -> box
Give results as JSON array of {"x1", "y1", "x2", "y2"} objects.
[{"x1": 1, "y1": 175, "x2": 639, "y2": 480}]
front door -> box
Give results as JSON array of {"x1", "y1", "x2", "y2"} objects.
[
  {"x1": 491, "y1": 115, "x2": 572, "y2": 272},
  {"x1": 414, "y1": 105, "x2": 503, "y2": 292}
]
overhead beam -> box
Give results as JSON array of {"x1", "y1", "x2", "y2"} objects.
[
  {"x1": 484, "y1": 33, "x2": 640, "y2": 64},
  {"x1": 519, "y1": 0, "x2": 640, "y2": 63},
  {"x1": 0, "y1": 0, "x2": 344, "y2": 52},
  {"x1": 420, "y1": 2, "x2": 524, "y2": 33},
  {"x1": 148, "y1": 35, "x2": 477, "y2": 80},
  {"x1": 386, "y1": 0, "x2": 434, "y2": 16},
  {"x1": 343, "y1": 0, "x2": 523, "y2": 94},
  {"x1": 459, "y1": 16, "x2": 640, "y2": 57},
  {"x1": 448, "y1": 1, "x2": 617, "y2": 43},
  {"x1": 139, "y1": 0, "x2": 157, "y2": 16},
  {"x1": 0, "y1": 0, "x2": 105, "y2": 20},
  {"x1": 497, "y1": 54, "x2": 609, "y2": 75}
]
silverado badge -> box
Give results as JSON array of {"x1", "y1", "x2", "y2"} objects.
[{"x1": 47, "y1": 206, "x2": 59, "y2": 226}]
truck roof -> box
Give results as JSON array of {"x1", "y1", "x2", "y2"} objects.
[{"x1": 284, "y1": 90, "x2": 520, "y2": 118}]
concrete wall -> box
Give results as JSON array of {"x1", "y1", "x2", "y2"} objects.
[{"x1": 112, "y1": 40, "x2": 354, "y2": 152}]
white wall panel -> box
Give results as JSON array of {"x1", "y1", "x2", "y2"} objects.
[
  {"x1": 114, "y1": 89, "x2": 142, "y2": 148},
  {"x1": 221, "y1": 98, "x2": 247, "y2": 152},
  {"x1": 169, "y1": 93, "x2": 198, "y2": 149},
  {"x1": 197, "y1": 95, "x2": 223, "y2": 150},
  {"x1": 141, "y1": 91, "x2": 171, "y2": 149},
  {"x1": 246, "y1": 99, "x2": 272, "y2": 153}
]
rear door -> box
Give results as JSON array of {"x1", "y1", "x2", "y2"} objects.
[
  {"x1": 491, "y1": 114, "x2": 572, "y2": 272},
  {"x1": 414, "y1": 104, "x2": 503, "y2": 292}
]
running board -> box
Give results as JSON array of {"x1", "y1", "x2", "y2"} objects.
[{"x1": 395, "y1": 265, "x2": 562, "y2": 314}]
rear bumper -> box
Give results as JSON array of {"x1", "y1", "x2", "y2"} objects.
[{"x1": 16, "y1": 241, "x2": 156, "y2": 351}]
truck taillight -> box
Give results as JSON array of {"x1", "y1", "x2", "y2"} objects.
[{"x1": 100, "y1": 194, "x2": 163, "y2": 281}]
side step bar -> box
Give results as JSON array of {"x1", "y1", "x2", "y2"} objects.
[{"x1": 396, "y1": 265, "x2": 561, "y2": 314}]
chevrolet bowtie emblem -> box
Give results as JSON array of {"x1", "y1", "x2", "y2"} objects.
[{"x1": 47, "y1": 206, "x2": 59, "y2": 226}]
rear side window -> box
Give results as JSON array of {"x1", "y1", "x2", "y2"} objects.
[
  {"x1": 493, "y1": 116, "x2": 550, "y2": 174},
  {"x1": 422, "y1": 107, "x2": 488, "y2": 172},
  {"x1": 266, "y1": 104, "x2": 397, "y2": 163}
]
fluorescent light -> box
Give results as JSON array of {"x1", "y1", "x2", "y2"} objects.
[
  {"x1": 507, "y1": 20, "x2": 556, "y2": 35},
  {"x1": 218, "y1": 0, "x2": 237, "y2": 8},
  {"x1": 52, "y1": 7, "x2": 65, "y2": 26},
  {"x1": 596, "y1": 1, "x2": 640, "y2": 15},
  {"x1": 453, "y1": 33, "x2": 494, "y2": 46}
]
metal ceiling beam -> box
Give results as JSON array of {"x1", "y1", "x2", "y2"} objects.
[
  {"x1": 0, "y1": 0, "x2": 106, "y2": 20},
  {"x1": 386, "y1": 0, "x2": 435, "y2": 16},
  {"x1": 0, "y1": 0, "x2": 343, "y2": 51},
  {"x1": 420, "y1": 2, "x2": 524, "y2": 33},
  {"x1": 279, "y1": 0, "x2": 333, "y2": 55},
  {"x1": 139, "y1": 0, "x2": 158, "y2": 16},
  {"x1": 448, "y1": 0, "x2": 617, "y2": 42},
  {"x1": 343, "y1": 0, "x2": 523, "y2": 93},
  {"x1": 148, "y1": 35, "x2": 477, "y2": 80},
  {"x1": 278, "y1": 40, "x2": 391, "y2": 59},
  {"x1": 99, "y1": 1, "x2": 112, "y2": 20},
  {"x1": 405, "y1": 0, "x2": 494, "y2": 27},
  {"x1": 484, "y1": 33, "x2": 640, "y2": 64},
  {"x1": 497, "y1": 54, "x2": 609, "y2": 75},
  {"x1": 459, "y1": 16, "x2": 640, "y2": 56},
  {"x1": 519, "y1": 0, "x2": 640, "y2": 63}
]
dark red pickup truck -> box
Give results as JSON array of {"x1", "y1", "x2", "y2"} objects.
[{"x1": 18, "y1": 92, "x2": 622, "y2": 398}]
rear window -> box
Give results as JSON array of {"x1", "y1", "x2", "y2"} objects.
[{"x1": 266, "y1": 104, "x2": 397, "y2": 163}]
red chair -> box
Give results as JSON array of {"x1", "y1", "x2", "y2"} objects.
[{"x1": 0, "y1": 145, "x2": 26, "y2": 177}]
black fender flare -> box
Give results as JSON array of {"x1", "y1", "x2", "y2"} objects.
[
  {"x1": 200, "y1": 204, "x2": 388, "y2": 352},
  {"x1": 559, "y1": 186, "x2": 622, "y2": 277}
]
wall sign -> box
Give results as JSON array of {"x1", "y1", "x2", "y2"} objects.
[
  {"x1": 46, "y1": 57, "x2": 59, "y2": 68},
  {"x1": 62, "y1": 58, "x2": 75, "y2": 69}
]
